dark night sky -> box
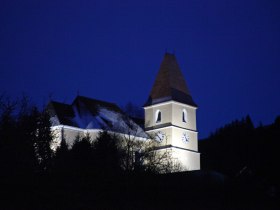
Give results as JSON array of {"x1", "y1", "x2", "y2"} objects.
[{"x1": 1, "y1": 0, "x2": 280, "y2": 138}]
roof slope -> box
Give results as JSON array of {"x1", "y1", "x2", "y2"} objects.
[
  {"x1": 48, "y1": 96, "x2": 147, "y2": 138},
  {"x1": 144, "y1": 53, "x2": 197, "y2": 107},
  {"x1": 72, "y1": 96, "x2": 121, "y2": 116},
  {"x1": 47, "y1": 101, "x2": 77, "y2": 127}
]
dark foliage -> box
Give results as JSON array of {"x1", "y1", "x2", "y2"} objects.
[
  {"x1": 200, "y1": 115, "x2": 280, "y2": 182},
  {"x1": 200, "y1": 115, "x2": 254, "y2": 175},
  {"x1": 92, "y1": 131, "x2": 124, "y2": 176},
  {"x1": 200, "y1": 115, "x2": 280, "y2": 209},
  {"x1": 52, "y1": 131, "x2": 70, "y2": 178},
  {"x1": 0, "y1": 95, "x2": 279, "y2": 209},
  {"x1": 0, "y1": 96, "x2": 52, "y2": 179}
]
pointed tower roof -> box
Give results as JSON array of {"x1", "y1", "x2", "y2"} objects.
[{"x1": 144, "y1": 53, "x2": 197, "y2": 107}]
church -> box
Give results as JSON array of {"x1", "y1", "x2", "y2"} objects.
[{"x1": 48, "y1": 53, "x2": 200, "y2": 171}]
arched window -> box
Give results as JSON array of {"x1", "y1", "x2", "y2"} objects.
[
  {"x1": 182, "y1": 109, "x2": 187, "y2": 123},
  {"x1": 155, "y1": 110, "x2": 161, "y2": 123}
]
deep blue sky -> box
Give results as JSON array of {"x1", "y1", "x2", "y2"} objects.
[{"x1": 1, "y1": 0, "x2": 280, "y2": 138}]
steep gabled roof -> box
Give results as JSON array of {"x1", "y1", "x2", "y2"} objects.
[
  {"x1": 47, "y1": 101, "x2": 77, "y2": 126},
  {"x1": 47, "y1": 96, "x2": 147, "y2": 138},
  {"x1": 144, "y1": 53, "x2": 197, "y2": 107},
  {"x1": 72, "y1": 96, "x2": 122, "y2": 116}
]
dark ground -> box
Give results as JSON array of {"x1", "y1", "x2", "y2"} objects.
[{"x1": 1, "y1": 170, "x2": 279, "y2": 210}]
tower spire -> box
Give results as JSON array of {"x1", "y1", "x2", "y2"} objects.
[
  {"x1": 144, "y1": 53, "x2": 197, "y2": 107},
  {"x1": 143, "y1": 53, "x2": 200, "y2": 171}
]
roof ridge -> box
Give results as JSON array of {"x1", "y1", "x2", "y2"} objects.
[
  {"x1": 75, "y1": 95, "x2": 117, "y2": 106},
  {"x1": 49, "y1": 100, "x2": 71, "y2": 106}
]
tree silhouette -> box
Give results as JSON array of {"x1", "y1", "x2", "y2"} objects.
[
  {"x1": 32, "y1": 108, "x2": 53, "y2": 172},
  {"x1": 67, "y1": 133, "x2": 95, "y2": 182},
  {"x1": 92, "y1": 131, "x2": 123, "y2": 177},
  {"x1": 0, "y1": 97, "x2": 38, "y2": 177},
  {"x1": 53, "y1": 130, "x2": 70, "y2": 178},
  {"x1": 200, "y1": 115, "x2": 255, "y2": 176}
]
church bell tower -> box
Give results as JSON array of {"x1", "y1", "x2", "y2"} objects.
[{"x1": 144, "y1": 53, "x2": 200, "y2": 171}]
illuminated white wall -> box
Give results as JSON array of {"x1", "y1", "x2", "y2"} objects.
[
  {"x1": 147, "y1": 126, "x2": 198, "y2": 151},
  {"x1": 153, "y1": 147, "x2": 200, "y2": 171},
  {"x1": 146, "y1": 127, "x2": 172, "y2": 144},
  {"x1": 171, "y1": 102, "x2": 197, "y2": 131},
  {"x1": 171, "y1": 126, "x2": 198, "y2": 151},
  {"x1": 171, "y1": 147, "x2": 200, "y2": 171},
  {"x1": 144, "y1": 101, "x2": 198, "y2": 151},
  {"x1": 51, "y1": 125, "x2": 101, "y2": 150},
  {"x1": 145, "y1": 102, "x2": 172, "y2": 128},
  {"x1": 144, "y1": 100, "x2": 200, "y2": 171},
  {"x1": 144, "y1": 101, "x2": 197, "y2": 130},
  {"x1": 51, "y1": 125, "x2": 147, "y2": 151}
]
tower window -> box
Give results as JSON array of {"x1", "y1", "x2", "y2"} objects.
[
  {"x1": 182, "y1": 109, "x2": 187, "y2": 123},
  {"x1": 155, "y1": 110, "x2": 161, "y2": 123}
]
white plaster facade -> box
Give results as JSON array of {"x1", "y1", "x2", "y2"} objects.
[
  {"x1": 51, "y1": 125, "x2": 147, "y2": 151},
  {"x1": 144, "y1": 101, "x2": 200, "y2": 171}
]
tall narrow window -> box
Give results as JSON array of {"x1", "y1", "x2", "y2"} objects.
[
  {"x1": 182, "y1": 109, "x2": 187, "y2": 123},
  {"x1": 155, "y1": 110, "x2": 161, "y2": 123}
]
